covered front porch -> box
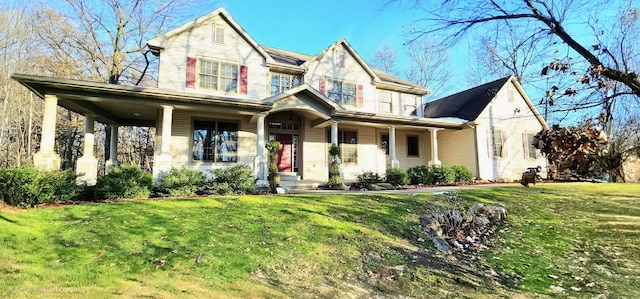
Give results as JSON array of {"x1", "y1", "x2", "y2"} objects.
[
  {"x1": 13, "y1": 74, "x2": 467, "y2": 188},
  {"x1": 12, "y1": 74, "x2": 272, "y2": 186}
]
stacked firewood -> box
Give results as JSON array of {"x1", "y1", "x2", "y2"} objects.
[{"x1": 532, "y1": 121, "x2": 608, "y2": 179}]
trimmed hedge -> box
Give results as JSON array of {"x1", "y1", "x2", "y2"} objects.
[
  {"x1": 201, "y1": 165, "x2": 256, "y2": 195},
  {"x1": 155, "y1": 167, "x2": 205, "y2": 197},
  {"x1": 385, "y1": 167, "x2": 409, "y2": 186},
  {"x1": 407, "y1": 165, "x2": 432, "y2": 185},
  {"x1": 0, "y1": 167, "x2": 81, "y2": 207},
  {"x1": 355, "y1": 171, "x2": 383, "y2": 189},
  {"x1": 451, "y1": 164, "x2": 474, "y2": 182},
  {"x1": 94, "y1": 164, "x2": 153, "y2": 200}
]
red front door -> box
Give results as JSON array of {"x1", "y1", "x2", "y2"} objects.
[{"x1": 275, "y1": 134, "x2": 292, "y2": 172}]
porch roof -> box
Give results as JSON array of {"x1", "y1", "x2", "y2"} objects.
[
  {"x1": 12, "y1": 73, "x2": 465, "y2": 130},
  {"x1": 11, "y1": 74, "x2": 272, "y2": 126}
]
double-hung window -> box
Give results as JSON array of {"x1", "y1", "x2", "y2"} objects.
[
  {"x1": 328, "y1": 80, "x2": 356, "y2": 106},
  {"x1": 403, "y1": 95, "x2": 419, "y2": 116},
  {"x1": 379, "y1": 91, "x2": 392, "y2": 113},
  {"x1": 270, "y1": 73, "x2": 302, "y2": 95},
  {"x1": 193, "y1": 120, "x2": 238, "y2": 162},
  {"x1": 525, "y1": 132, "x2": 537, "y2": 159},
  {"x1": 328, "y1": 130, "x2": 357, "y2": 163},
  {"x1": 199, "y1": 59, "x2": 238, "y2": 92},
  {"x1": 492, "y1": 129, "x2": 504, "y2": 157}
]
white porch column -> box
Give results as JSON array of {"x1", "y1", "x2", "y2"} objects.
[
  {"x1": 389, "y1": 126, "x2": 399, "y2": 168},
  {"x1": 428, "y1": 128, "x2": 442, "y2": 166},
  {"x1": 105, "y1": 125, "x2": 119, "y2": 173},
  {"x1": 330, "y1": 120, "x2": 339, "y2": 146},
  {"x1": 255, "y1": 113, "x2": 268, "y2": 188},
  {"x1": 153, "y1": 105, "x2": 174, "y2": 178},
  {"x1": 76, "y1": 115, "x2": 98, "y2": 185},
  {"x1": 33, "y1": 94, "x2": 61, "y2": 170}
]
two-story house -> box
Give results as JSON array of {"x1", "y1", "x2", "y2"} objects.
[{"x1": 12, "y1": 7, "x2": 547, "y2": 187}]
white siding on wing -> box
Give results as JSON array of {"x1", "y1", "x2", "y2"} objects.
[
  {"x1": 474, "y1": 81, "x2": 547, "y2": 181},
  {"x1": 156, "y1": 14, "x2": 269, "y2": 100}
]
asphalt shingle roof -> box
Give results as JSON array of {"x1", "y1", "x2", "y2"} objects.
[{"x1": 423, "y1": 76, "x2": 511, "y2": 121}]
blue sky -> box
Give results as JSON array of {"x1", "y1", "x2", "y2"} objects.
[{"x1": 190, "y1": 0, "x2": 449, "y2": 81}]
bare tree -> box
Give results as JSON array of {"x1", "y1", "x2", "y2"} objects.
[
  {"x1": 406, "y1": 38, "x2": 452, "y2": 99},
  {"x1": 0, "y1": 3, "x2": 47, "y2": 167},
  {"x1": 404, "y1": 0, "x2": 640, "y2": 118},
  {"x1": 369, "y1": 42, "x2": 399, "y2": 75},
  {"x1": 31, "y1": 0, "x2": 197, "y2": 171}
]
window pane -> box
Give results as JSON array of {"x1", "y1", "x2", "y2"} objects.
[
  {"x1": 217, "y1": 122, "x2": 238, "y2": 162},
  {"x1": 328, "y1": 81, "x2": 342, "y2": 103},
  {"x1": 381, "y1": 134, "x2": 389, "y2": 155},
  {"x1": 493, "y1": 129, "x2": 503, "y2": 157},
  {"x1": 343, "y1": 83, "x2": 356, "y2": 106},
  {"x1": 271, "y1": 74, "x2": 280, "y2": 85},
  {"x1": 380, "y1": 91, "x2": 392, "y2": 113},
  {"x1": 407, "y1": 136, "x2": 419, "y2": 156},
  {"x1": 527, "y1": 133, "x2": 537, "y2": 159},
  {"x1": 291, "y1": 76, "x2": 301, "y2": 87},
  {"x1": 193, "y1": 121, "x2": 216, "y2": 161}
]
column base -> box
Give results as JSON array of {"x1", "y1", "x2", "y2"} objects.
[
  {"x1": 390, "y1": 159, "x2": 400, "y2": 168},
  {"x1": 33, "y1": 151, "x2": 61, "y2": 171},
  {"x1": 428, "y1": 160, "x2": 442, "y2": 166},
  {"x1": 105, "y1": 159, "x2": 119, "y2": 173},
  {"x1": 76, "y1": 156, "x2": 98, "y2": 186},
  {"x1": 153, "y1": 154, "x2": 173, "y2": 180}
]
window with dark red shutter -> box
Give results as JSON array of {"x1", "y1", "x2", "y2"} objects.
[{"x1": 186, "y1": 57, "x2": 196, "y2": 88}]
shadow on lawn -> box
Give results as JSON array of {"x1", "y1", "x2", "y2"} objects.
[{"x1": 0, "y1": 214, "x2": 17, "y2": 223}]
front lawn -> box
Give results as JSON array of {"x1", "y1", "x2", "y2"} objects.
[{"x1": 1, "y1": 183, "x2": 639, "y2": 298}]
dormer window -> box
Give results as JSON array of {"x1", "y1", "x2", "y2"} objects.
[
  {"x1": 403, "y1": 95, "x2": 419, "y2": 116},
  {"x1": 379, "y1": 91, "x2": 392, "y2": 113},
  {"x1": 213, "y1": 26, "x2": 225, "y2": 43},
  {"x1": 270, "y1": 73, "x2": 302, "y2": 95}
]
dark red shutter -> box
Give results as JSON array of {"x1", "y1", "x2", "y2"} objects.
[
  {"x1": 357, "y1": 84, "x2": 364, "y2": 107},
  {"x1": 239, "y1": 65, "x2": 248, "y2": 94},
  {"x1": 319, "y1": 78, "x2": 326, "y2": 95},
  {"x1": 186, "y1": 57, "x2": 196, "y2": 88}
]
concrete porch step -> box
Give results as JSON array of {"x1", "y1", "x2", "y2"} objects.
[
  {"x1": 279, "y1": 172, "x2": 301, "y2": 181},
  {"x1": 278, "y1": 180, "x2": 324, "y2": 190}
]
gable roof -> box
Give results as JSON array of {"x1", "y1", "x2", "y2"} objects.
[
  {"x1": 423, "y1": 76, "x2": 511, "y2": 121},
  {"x1": 147, "y1": 7, "x2": 427, "y2": 95},
  {"x1": 423, "y1": 76, "x2": 548, "y2": 128},
  {"x1": 263, "y1": 42, "x2": 428, "y2": 94},
  {"x1": 147, "y1": 8, "x2": 273, "y2": 63},
  {"x1": 303, "y1": 39, "x2": 380, "y2": 82}
]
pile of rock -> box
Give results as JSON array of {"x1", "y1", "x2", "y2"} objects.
[{"x1": 420, "y1": 202, "x2": 507, "y2": 254}]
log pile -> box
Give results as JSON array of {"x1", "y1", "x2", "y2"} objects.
[{"x1": 532, "y1": 121, "x2": 607, "y2": 179}]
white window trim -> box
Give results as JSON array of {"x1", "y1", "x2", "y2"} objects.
[
  {"x1": 198, "y1": 58, "x2": 239, "y2": 93},
  {"x1": 328, "y1": 79, "x2": 357, "y2": 106},
  {"x1": 379, "y1": 91, "x2": 392, "y2": 113},
  {"x1": 213, "y1": 26, "x2": 225, "y2": 44}
]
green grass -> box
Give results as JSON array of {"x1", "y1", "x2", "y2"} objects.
[{"x1": 1, "y1": 183, "x2": 639, "y2": 298}]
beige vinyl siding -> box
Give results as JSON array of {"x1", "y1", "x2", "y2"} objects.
[
  {"x1": 301, "y1": 122, "x2": 328, "y2": 181},
  {"x1": 438, "y1": 128, "x2": 478, "y2": 177},
  {"x1": 156, "y1": 14, "x2": 269, "y2": 100},
  {"x1": 341, "y1": 126, "x2": 377, "y2": 181},
  {"x1": 155, "y1": 109, "x2": 257, "y2": 173},
  {"x1": 396, "y1": 129, "x2": 430, "y2": 168},
  {"x1": 305, "y1": 43, "x2": 375, "y2": 113}
]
